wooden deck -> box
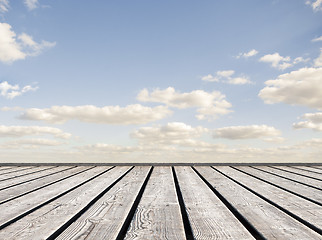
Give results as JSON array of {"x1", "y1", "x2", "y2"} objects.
[{"x1": 0, "y1": 165, "x2": 321, "y2": 239}]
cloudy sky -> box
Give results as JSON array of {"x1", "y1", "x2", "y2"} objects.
[{"x1": 0, "y1": 0, "x2": 322, "y2": 163}]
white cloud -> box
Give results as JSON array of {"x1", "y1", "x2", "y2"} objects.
[
  {"x1": 227, "y1": 77, "x2": 251, "y2": 85},
  {"x1": 312, "y1": 36, "x2": 322, "y2": 42},
  {"x1": 259, "y1": 53, "x2": 292, "y2": 70},
  {"x1": 201, "y1": 70, "x2": 251, "y2": 85},
  {"x1": 306, "y1": 0, "x2": 322, "y2": 11},
  {"x1": 236, "y1": 49, "x2": 258, "y2": 59},
  {"x1": 19, "y1": 104, "x2": 172, "y2": 125},
  {"x1": 0, "y1": 0, "x2": 9, "y2": 13},
  {"x1": 137, "y1": 87, "x2": 232, "y2": 120},
  {"x1": 0, "y1": 23, "x2": 26, "y2": 63},
  {"x1": 0, "y1": 125, "x2": 72, "y2": 139},
  {"x1": 18, "y1": 33, "x2": 56, "y2": 56},
  {"x1": 79, "y1": 143, "x2": 137, "y2": 153},
  {"x1": 259, "y1": 53, "x2": 310, "y2": 70},
  {"x1": 259, "y1": 67, "x2": 322, "y2": 109},
  {"x1": 301, "y1": 138, "x2": 322, "y2": 148},
  {"x1": 213, "y1": 125, "x2": 281, "y2": 139},
  {"x1": 201, "y1": 74, "x2": 218, "y2": 82},
  {"x1": 314, "y1": 49, "x2": 322, "y2": 67},
  {"x1": 24, "y1": 0, "x2": 38, "y2": 10},
  {"x1": 293, "y1": 112, "x2": 322, "y2": 131},
  {"x1": 0, "y1": 81, "x2": 38, "y2": 99},
  {"x1": 0, "y1": 22, "x2": 55, "y2": 63},
  {"x1": 217, "y1": 70, "x2": 235, "y2": 78},
  {"x1": 131, "y1": 122, "x2": 208, "y2": 146},
  {"x1": 0, "y1": 138, "x2": 64, "y2": 149}
]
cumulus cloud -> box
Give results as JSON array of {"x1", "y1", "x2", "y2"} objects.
[
  {"x1": 24, "y1": 0, "x2": 38, "y2": 10},
  {"x1": 0, "y1": 81, "x2": 38, "y2": 99},
  {"x1": 137, "y1": 87, "x2": 232, "y2": 120},
  {"x1": 19, "y1": 104, "x2": 172, "y2": 125},
  {"x1": 201, "y1": 70, "x2": 251, "y2": 85},
  {"x1": 259, "y1": 53, "x2": 309, "y2": 70},
  {"x1": 131, "y1": 122, "x2": 208, "y2": 146},
  {"x1": 201, "y1": 74, "x2": 218, "y2": 82},
  {"x1": 236, "y1": 49, "x2": 258, "y2": 59},
  {"x1": 293, "y1": 112, "x2": 322, "y2": 131},
  {"x1": 301, "y1": 138, "x2": 322, "y2": 148},
  {"x1": 259, "y1": 53, "x2": 292, "y2": 70},
  {"x1": 213, "y1": 125, "x2": 281, "y2": 140},
  {"x1": 0, "y1": 125, "x2": 72, "y2": 139},
  {"x1": 0, "y1": 22, "x2": 55, "y2": 63},
  {"x1": 0, "y1": 0, "x2": 9, "y2": 13},
  {"x1": 306, "y1": 0, "x2": 322, "y2": 11},
  {"x1": 259, "y1": 67, "x2": 322, "y2": 109},
  {"x1": 0, "y1": 138, "x2": 64, "y2": 149},
  {"x1": 79, "y1": 143, "x2": 137, "y2": 153},
  {"x1": 312, "y1": 36, "x2": 322, "y2": 42}
]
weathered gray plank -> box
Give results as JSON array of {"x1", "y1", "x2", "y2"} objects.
[
  {"x1": 0, "y1": 166, "x2": 129, "y2": 240},
  {"x1": 0, "y1": 166, "x2": 54, "y2": 181},
  {"x1": 0, "y1": 166, "x2": 30, "y2": 175},
  {"x1": 0, "y1": 167, "x2": 16, "y2": 172},
  {"x1": 256, "y1": 166, "x2": 322, "y2": 189},
  {"x1": 215, "y1": 166, "x2": 322, "y2": 231},
  {"x1": 175, "y1": 166, "x2": 254, "y2": 240},
  {"x1": 124, "y1": 166, "x2": 185, "y2": 240},
  {"x1": 293, "y1": 166, "x2": 322, "y2": 175},
  {"x1": 195, "y1": 166, "x2": 322, "y2": 239},
  {"x1": 0, "y1": 166, "x2": 102, "y2": 227},
  {"x1": 0, "y1": 166, "x2": 86, "y2": 203},
  {"x1": 56, "y1": 166, "x2": 150, "y2": 240},
  {"x1": 0, "y1": 166, "x2": 72, "y2": 190},
  {"x1": 0, "y1": 166, "x2": 37, "y2": 179},
  {"x1": 235, "y1": 166, "x2": 322, "y2": 204},
  {"x1": 274, "y1": 166, "x2": 322, "y2": 180}
]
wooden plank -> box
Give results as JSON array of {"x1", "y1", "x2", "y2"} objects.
[
  {"x1": 124, "y1": 166, "x2": 185, "y2": 240},
  {"x1": 195, "y1": 166, "x2": 322, "y2": 239},
  {"x1": 214, "y1": 166, "x2": 322, "y2": 231},
  {"x1": 0, "y1": 166, "x2": 130, "y2": 240},
  {"x1": 235, "y1": 166, "x2": 322, "y2": 204},
  {"x1": 0, "y1": 166, "x2": 36, "y2": 178},
  {"x1": 308, "y1": 166, "x2": 322, "y2": 173},
  {"x1": 0, "y1": 166, "x2": 53, "y2": 181},
  {"x1": 274, "y1": 166, "x2": 322, "y2": 180},
  {"x1": 56, "y1": 166, "x2": 150, "y2": 240},
  {"x1": 0, "y1": 167, "x2": 16, "y2": 172},
  {"x1": 293, "y1": 166, "x2": 322, "y2": 175},
  {"x1": 0, "y1": 166, "x2": 102, "y2": 227},
  {"x1": 255, "y1": 166, "x2": 322, "y2": 189},
  {"x1": 175, "y1": 166, "x2": 254, "y2": 240},
  {"x1": 0, "y1": 166, "x2": 72, "y2": 190},
  {"x1": 0, "y1": 166, "x2": 86, "y2": 203}
]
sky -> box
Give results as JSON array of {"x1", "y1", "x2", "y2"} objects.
[{"x1": 0, "y1": 0, "x2": 322, "y2": 163}]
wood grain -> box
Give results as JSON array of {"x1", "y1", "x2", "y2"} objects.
[
  {"x1": 175, "y1": 166, "x2": 254, "y2": 240},
  {"x1": 0, "y1": 166, "x2": 100, "y2": 227},
  {"x1": 0, "y1": 166, "x2": 38, "y2": 180},
  {"x1": 235, "y1": 166, "x2": 322, "y2": 203},
  {"x1": 255, "y1": 166, "x2": 322, "y2": 189},
  {"x1": 273, "y1": 166, "x2": 322, "y2": 180},
  {"x1": 56, "y1": 166, "x2": 150, "y2": 240},
  {"x1": 124, "y1": 166, "x2": 186, "y2": 240},
  {"x1": 214, "y1": 166, "x2": 322, "y2": 231},
  {"x1": 0, "y1": 166, "x2": 128, "y2": 240},
  {"x1": 195, "y1": 166, "x2": 322, "y2": 239},
  {"x1": 0, "y1": 166, "x2": 72, "y2": 191}
]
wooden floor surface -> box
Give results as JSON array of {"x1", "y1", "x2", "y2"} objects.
[{"x1": 0, "y1": 165, "x2": 321, "y2": 240}]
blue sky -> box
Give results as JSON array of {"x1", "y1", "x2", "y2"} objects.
[{"x1": 0, "y1": 0, "x2": 322, "y2": 163}]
